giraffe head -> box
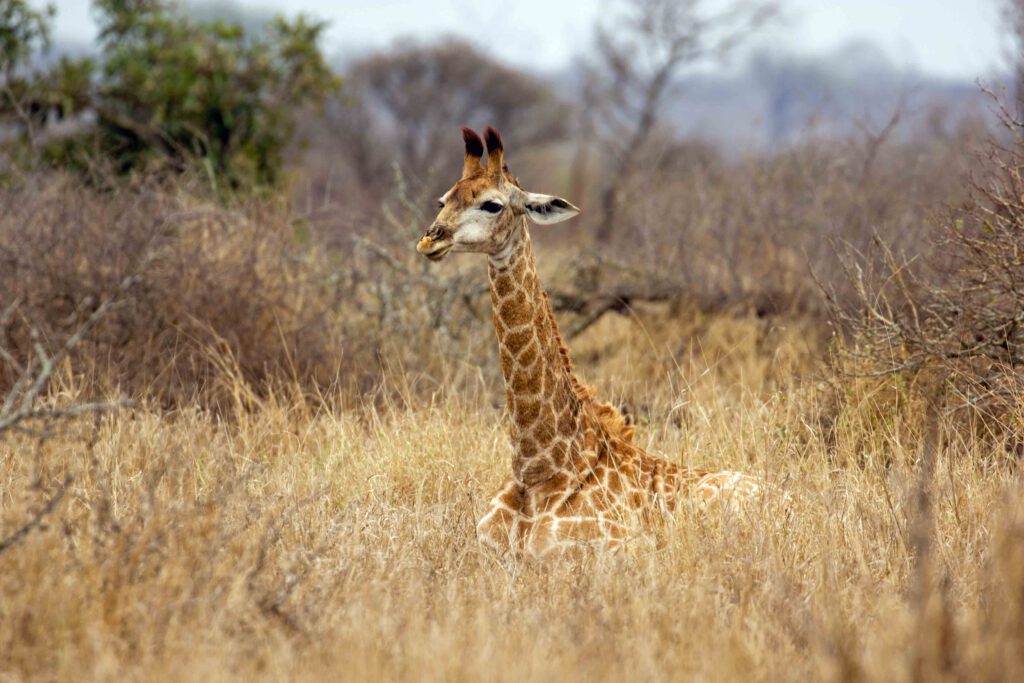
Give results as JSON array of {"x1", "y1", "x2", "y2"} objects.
[{"x1": 416, "y1": 127, "x2": 580, "y2": 262}]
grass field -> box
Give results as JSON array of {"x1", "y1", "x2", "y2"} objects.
[{"x1": 3, "y1": 311, "x2": 1023, "y2": 682}]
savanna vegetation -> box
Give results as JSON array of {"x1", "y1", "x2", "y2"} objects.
[{"x1": 2, "y1": 0, "x2": 1024, "y2": 680}]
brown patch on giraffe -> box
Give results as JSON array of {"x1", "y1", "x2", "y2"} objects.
[
  {"x1": 511, "y1": 368, "x2": 538, "y2": 395},
  {"x1": 576, "y1": 449, "x2": 599, "y2": 474},
  {"x1": 499, "y1": 482, "x2": 524, "y2": 508},
  {"x1": 696, "y1": 484, "x2": 719, "y2": 505},
  {"x1": 547, "y1": 439, "x2": 568, "y2": 464},
  {"x1": 499, "y1": 348, "x2": 515, "y2": 378},
  {"x1": 517, "y1": 435, "x2": 539, "y2": 459},
  {"x1": 533, "y1": 471, "x2": 571, "y2": 496},
  {"x1": 606, "y1": 469, "x2": 624, "y2": 494},
  {"x1": 499, "y1": 299, "x2": 531, "y2": 327},
  {"x1": 557, "y1": 491, "x2": 583, "y2": 515},
  {"x1": 489, "y1": 506, "x2": 517, "y2": 529},
  {"x1": 532, "y1": 419, "x2": 556, "y2": 445},
  {"x1": 540, "y1": 363, "x2": 557, "y2": 388},
  {"x1": 514, "y1": 398, "x2": 541, "y2": 427},
  {"x1": 504, "y1": 329, "x2": 532, "y2": 354},
  {"x1": 507, "y1": 250, "x2": 523, "y2": 269},
  {"x1": 532, "y1": 306, "x2": 547, "y2": 329},
  {"x1": 492, "y1": 274, "x2": 515, "y2": 299},
  {"x1": 555, "y1": 406, "x2": 575, "y2": 434},
  {"x1": 477, "y1": 496, "x2": 520, "y2": 552},
  {"x1": 518, "y1": 343, "x2": 539, "y2": 368},
  {"x1": 599, "y1": 519, "x2": 628, "y2": 542},
  {"x1": 522, "y1": 456, "x2": 556, "y2": 487}
]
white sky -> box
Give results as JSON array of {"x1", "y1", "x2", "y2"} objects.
[{"x1": 44, "y1": 0, "x2": 1009, "y2": 80}]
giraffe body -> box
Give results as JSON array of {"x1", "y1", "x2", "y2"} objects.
[{"x1": 418, "y1": 127, "x2": 773, "y2": 558}]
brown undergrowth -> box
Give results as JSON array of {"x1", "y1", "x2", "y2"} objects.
[{"x1": 2, "y1": 318, "x2": 1024, "y2": 681}]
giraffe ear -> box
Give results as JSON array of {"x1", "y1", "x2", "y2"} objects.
[{"x1": 521, "y1": 192, "x2": 580, "y2": 225}]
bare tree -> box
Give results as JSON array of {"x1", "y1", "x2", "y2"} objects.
[
  {"x1": 586, "y1": 0, "x2": 776, "y2": 241},
  {"x1": 830, "y1": 92, "x2": 1024, "y2": 433},
  {"x1": 330, "y1": 40, "x2": 570, "y2": 196}
]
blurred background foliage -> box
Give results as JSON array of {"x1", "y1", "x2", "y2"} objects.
[{"x1": 0, "y1": 0, "x2": 1021, "y2": 438}]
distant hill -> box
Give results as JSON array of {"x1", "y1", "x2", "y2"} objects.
[
  {"x1": 662, "y1": 42, "x2": 996, "y2": 151},
  {"x1": 548, "y1": 39, "x2": 1001, "y2": 152}
]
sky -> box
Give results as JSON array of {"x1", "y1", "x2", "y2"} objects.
[{"x1": 43, "y1": 0, "x2": 1009, "y2": 80}]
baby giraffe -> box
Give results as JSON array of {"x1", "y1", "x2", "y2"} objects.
[{"x1": 417, "y1": 127, "x2": 767, "y2": 558}]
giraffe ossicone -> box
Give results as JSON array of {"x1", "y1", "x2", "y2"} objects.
[{"x1": 417, "y1": 126, "x2": 784, "y2": 558}]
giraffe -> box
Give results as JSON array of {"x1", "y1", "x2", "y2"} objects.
[{"x1": 417, "y1": 127, "x2": 774, "y2": 558}]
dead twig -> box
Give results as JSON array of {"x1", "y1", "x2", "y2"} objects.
[
  {"x1": 1, "y1": 276, "x2": 140, "y2": 437},
  {"x1": 0, "y1": 475, "x2": 71, "y2": 556}
]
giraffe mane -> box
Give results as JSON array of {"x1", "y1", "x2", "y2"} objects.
[{"x1": 540, "y1": 290, "x2": 636, "y2": 444}]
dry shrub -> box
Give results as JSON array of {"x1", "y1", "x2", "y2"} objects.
[
  {"x1": 0, "y1": 172, "x2": 352, "y2": 406},
  {"x1": 583, "y1": 118, "x2": 981, "y2": 318},
  {"x1": 832, "y1": 96, "x2": 1024, "y2": 442}
]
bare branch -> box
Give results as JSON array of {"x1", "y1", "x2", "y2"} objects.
[
  {"x1": 586, "y1": 0, "x2": 777, "y2": 241},
  {"x1": 0, "y1": 476, "x2": 70, "y2": 556},
  {"x1": 1, "y1": 276, "x2": 140, "y2": 438}
]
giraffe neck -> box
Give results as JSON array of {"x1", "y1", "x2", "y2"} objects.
[{"x1": 487, "y1": 218, "x2": 584, "y2": 488}]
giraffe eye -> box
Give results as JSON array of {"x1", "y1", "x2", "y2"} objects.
[
  {"x1": 436, "y1": 200, "x2": 444, "y2": 209},
  {"x1": 480, "y1": 201, "x2": 503, "y2": 214}
]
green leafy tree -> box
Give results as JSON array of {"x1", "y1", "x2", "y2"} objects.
[
  {"x1": 1, "y1": 1, "x2": 64, "y2": 154},
  {"x1": 1, "y1": 1, "x2": 53, "y2": 73},
  {"x1": 3, "y1": 0, "x2": 340, "y2": 187}
]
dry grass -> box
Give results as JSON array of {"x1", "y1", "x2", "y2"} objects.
[{"x1": 3, "y1": 326, "x2": 1024, "y2": 682}]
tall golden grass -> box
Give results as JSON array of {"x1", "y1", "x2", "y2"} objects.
[{"x1": 2, "y1": 318, "x2": 1023, "y2": 682}]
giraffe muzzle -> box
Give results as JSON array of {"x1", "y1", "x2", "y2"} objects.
[{"x1": 417, "y1": 227, "x2": 453, "y2": 262}]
